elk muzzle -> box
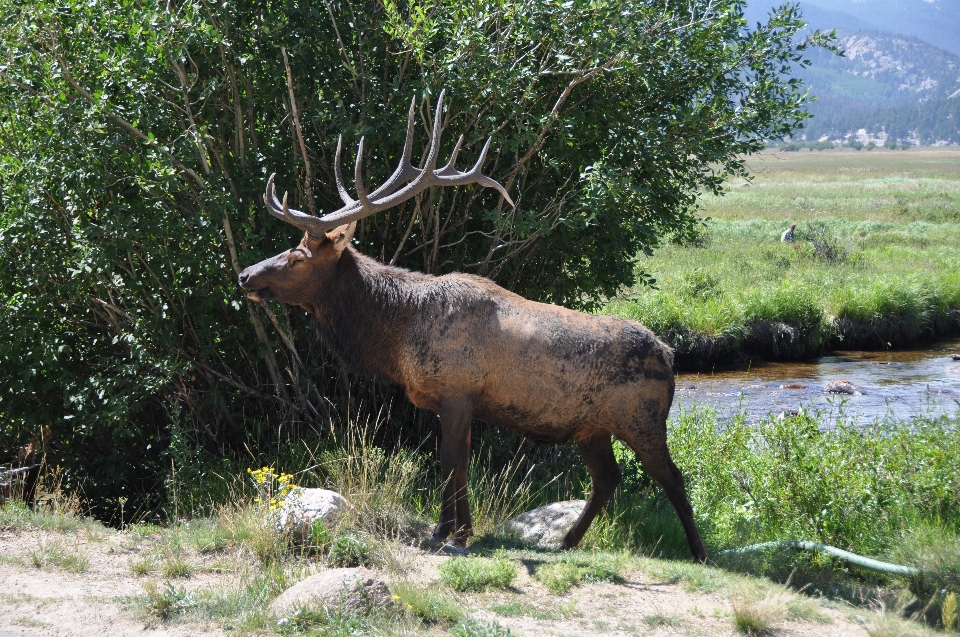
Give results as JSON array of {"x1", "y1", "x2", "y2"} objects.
[{"x1": 238, "y1": 256, "x2": 279, "y2": 302}]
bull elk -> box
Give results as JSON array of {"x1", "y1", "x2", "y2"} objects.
[{"x1": 238, "y1": 92, "x2": 708, "y2": 562}]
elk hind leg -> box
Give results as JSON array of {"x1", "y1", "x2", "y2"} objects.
[
  {"x1": 621, "y1": 428, "x2": 708, "y2": 563},
  {"x1": 432, "y1": 398, "x2": 473, "y2": 545},
  {"x1": 560, "y1": 434, "x2": 622, "y2": 549}
]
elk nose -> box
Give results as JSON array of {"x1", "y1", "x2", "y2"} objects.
[{"x1": 238, "y1": 271, "x2": 249, "y2": 287}]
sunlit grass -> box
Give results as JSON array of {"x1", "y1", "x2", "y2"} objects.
[{"x1": 606, "y1": 149, "x2": 960, "y2": 363}]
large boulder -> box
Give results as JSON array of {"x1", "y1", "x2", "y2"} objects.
[
  {"x1": 269, "y1": 568, "x2": 393, "y2": 617},
  {"x1": 277, "y1": 488, "x2": 353, "y2": 540},
  {"x1": 500, "y1": 500, "x2": 586, "y2": 547}
]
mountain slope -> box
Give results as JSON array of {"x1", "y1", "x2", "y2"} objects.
[
  {"x1": 805, "y1": 31, "x2": 960, "y2": 110},
  {"x1": 745, "y1": 0, "x2": 960, "y2": 56}
]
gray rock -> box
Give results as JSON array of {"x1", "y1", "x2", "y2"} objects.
[
  {"x1": 269, "y1": 568, "x2": 393, "y2": 617},
  {"x1": 277, "y1": 488, "x2": 353, "y2": 540},
  {"x1": 500, "y1": 500, "x2": 586, "y2": 547},
  {"x1": 824, "y1": 379, "x2": 860, "y2": 395}
]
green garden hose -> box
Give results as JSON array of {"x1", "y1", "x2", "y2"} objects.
[{"x1": 721, "y1": 541, "x2": 919, "y2": 576}]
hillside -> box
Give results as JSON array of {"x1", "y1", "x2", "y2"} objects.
[
  {"x1": 745, "y1": 0, "x2": 960, "y2": 143},
  {"x1": 800, "y1": 31, "x2": 960, "y2": 142}
]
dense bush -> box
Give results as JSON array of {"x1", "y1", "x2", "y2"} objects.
[{"x1": 0, "y1": 0, "x2": 830, "y2": 520}]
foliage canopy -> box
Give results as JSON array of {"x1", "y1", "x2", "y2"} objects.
[{"x1": 0, "y1": 0, "x2": 830, "y2": 518}]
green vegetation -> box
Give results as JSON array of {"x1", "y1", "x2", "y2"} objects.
[
  {"x1": 0, "y1": 0, "x2": 833, "y2": 522},
  {"x1": 667, "y1": 409, "x2": 960, "y2": 560},
  {"x1": 811, "y1": 97, "x2": 960, "y2": 146},
  {"x1": 491, "y1": 599, "x2": 579, "y2": 621},
  {"x1": 731, "y1": 594, "x2": 786, "y2": 635},
  {"x1": 532, "y1": 552, "x2": 626, "y2": 594},
  {"x1": 390, "y1": 582, "x2": 465, "y2": 625},
  {"x1": 439, "y1": 553, "x2": 517, "y2": 593},
  {"x1": 450, "y1": 619, "x2": 515, "y2": 637},
  {"x1": 29, "y1": 540, "x2": 90, "y2": 573},
  {"x1": 327, "y1": 533, "x2": 378, "y2": 569},
  {"x1": 607, "y1": 149, "x2": 960, "y2": 367},
  {"x1": 142, "y1": 582, "x2": 195, "y2": 621}
]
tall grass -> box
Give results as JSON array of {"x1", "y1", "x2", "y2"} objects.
[
  {"x1": 606, "y1": 150, "x2": 960, "y2": 366},
  {"x1": 607, "y1": 220, "x2": 960, "y2": 365},
  {"x1": 665, "y1": 407, "x2": 960, "y2": 558}
]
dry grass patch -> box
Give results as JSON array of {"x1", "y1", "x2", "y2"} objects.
[
  {"x1": 865, "y1": 613, "x2": 934, "y2": 637},
  {"x1": 642, "y1": 612, "x2": 683, "y2": 628},
  {"x1": 490, "y1": 598, "x2": 580, "y2": 621},
  {"x1": 731, "y1": 593, "x2": 787, "y2": 635},
  {"x1": 129, "y1": 555, "x2": 156, "y2": 576},
  {"x1": 29, "y1": 540, "x2": 89, "y2": 573}
]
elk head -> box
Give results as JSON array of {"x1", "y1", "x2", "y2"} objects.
[{"x1": 239, "y1": 91, "x2": 514, "y2": 307}]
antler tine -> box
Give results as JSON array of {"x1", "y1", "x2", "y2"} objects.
[
  {"x1": 429, "y1": 137, "x2": 515, "y2": 207},
  {"x1": 367, "y1": 96, "x2": 421, "y2": 200},
  {"x1": 353, "y1": 136, "x2": 375, "y2": 212},
  {"x1": 263, "y1": 173, "x2": 331, "y2": 237},
  {"x1": 264, "y1": 91, "x2": 514, "y2": 237},
  {"x1": 437, "y1": 134, "x2": 464, "y2": 177},
  {"x1": 334, "y1": 135, "x2": 356, "y2": 207},
  {"x1": 420, "y1": 89, "x2": 447, "y2": 175}
]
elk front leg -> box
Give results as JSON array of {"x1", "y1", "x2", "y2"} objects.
[{"x1": 432, "y1": 398, "x2": 473, "y2": 545}]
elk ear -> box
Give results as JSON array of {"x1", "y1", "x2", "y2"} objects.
[{"x1": 326, "y1": 221, "x2": 356, "y2": 254}]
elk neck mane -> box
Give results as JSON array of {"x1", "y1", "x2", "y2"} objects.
[{"x1": 309, "y1": 246, "x2": 459, "y2": 381}]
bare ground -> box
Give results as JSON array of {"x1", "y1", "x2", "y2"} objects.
[{"x1": 0, "y1": 525, "x2": 911, "y2": 637}]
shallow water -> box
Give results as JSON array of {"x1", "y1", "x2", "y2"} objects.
[{"x1": 671, "y1": 338, "x2": 960, "y2": 424}]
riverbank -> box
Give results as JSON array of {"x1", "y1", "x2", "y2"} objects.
[{"x1": 605, "y1": 148, "x2": 960, "y2": 370}]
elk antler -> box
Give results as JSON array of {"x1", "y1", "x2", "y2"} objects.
[{"x1": 263, "y1": 90, "x2": 515, "y2": 238}]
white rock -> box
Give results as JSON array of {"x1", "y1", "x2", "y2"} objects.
[
  {"x1": 500, "y1": 500, "x2": 586, "y2": 547},
  {"x1": 277, "y1": 488, "x2": 353, "y2": 539},
  {"x1": 269, "y1": 568, "x2": 392, "y2": 617},
  {"x1": 824, "y1": 379, "x2": 860, "y2": 395}
]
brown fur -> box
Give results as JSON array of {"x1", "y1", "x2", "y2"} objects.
[{"x1": 239, "y1": 224, "x2": 707, "y2": 561}]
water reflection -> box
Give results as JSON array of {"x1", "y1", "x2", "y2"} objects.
[{"x1": 671, "y1": 338, "x2": 960, "y2": 424}]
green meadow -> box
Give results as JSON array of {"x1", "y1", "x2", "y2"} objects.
[{"x1": 605, "y1": 148, "x2": 960, "y2": 368}]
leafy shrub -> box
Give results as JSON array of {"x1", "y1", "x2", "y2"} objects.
[
  {"x1": 439, "y1": 553, "x2": 517, "y2": 592},
  {"x1": 0, "y1": 0, "x2": 832, "y2": 521},
  {"x1": 327, "y1": 533, "x2": 377, "y2": 568},
  {"x1": 801, "y1": 222, "x2": 849, "y2": 264},
  {"x1": 142, "y1": 581, "x2": 194, "y2": 620}
]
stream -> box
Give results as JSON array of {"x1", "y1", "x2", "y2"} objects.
[{"x1": 670, "y1": 338, "x2": 960, "y2": 424}]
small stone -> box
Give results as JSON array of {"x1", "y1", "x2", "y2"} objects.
[
  {"x1": 824, "y1": 379, "x2": 859, "y2": 395},
  {"x1": 277, "y1": 488, "x2": 353, "y2": 540},
  {"x1": 269, "y1": 568, "x2": 393, "y2": 617},
  {"x1": 500, "y1": 500, "x2": 586, "y2": 548}
]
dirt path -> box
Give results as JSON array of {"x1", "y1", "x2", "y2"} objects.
[{"x1": 0, "y1": 526, "x2": 885, "y2": 637}]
